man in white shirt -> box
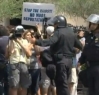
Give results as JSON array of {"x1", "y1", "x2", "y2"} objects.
[{"x1": 69, "y1": 29, "x2": 85, "y2": 95}]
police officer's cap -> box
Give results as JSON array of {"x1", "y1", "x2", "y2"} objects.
[
  {"x1": 52, "y1": 15, "x2": 67, "y2": 27},
  {"x1": 87, "y1": 14, "x2": 99, "y2": 24}
]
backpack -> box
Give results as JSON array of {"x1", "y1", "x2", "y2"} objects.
[
  {"x1": 40, "y1": 48, "x2": 53, "y2": 67},
  {"x1": 40, "y1": 48, "x2": 56, "y2": 80}
]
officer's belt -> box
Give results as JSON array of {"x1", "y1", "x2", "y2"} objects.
[
  {"x1": 87, "y1": 61, "x2": 99, "y2": 67},
  {"x1": 54, "y1": 54, "x2": 72, "y2": 58}
]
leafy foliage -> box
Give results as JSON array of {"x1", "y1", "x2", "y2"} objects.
[
  {"x1": 81, "y1": 64, "x2": 87, "y2": 70},
  {"x1": 0, "y1": 0, "x2": 99, "y2": 19},
  {"x1": 0, "y1": 0, "x2": 24, "y2": 18},
  {"x1": 65, "y1": 0, "x2": 99, "y2": 19}
]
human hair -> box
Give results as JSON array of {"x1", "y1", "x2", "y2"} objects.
[
  {"x1": 0, "y1": 25, "x2": 9, "y2": 37},
  {"x1": 46, "y1": 26, "x2": 54, "y2": 36},
  {"x1": 23, "y1": 30, "x2": 32, "y2": 39}
]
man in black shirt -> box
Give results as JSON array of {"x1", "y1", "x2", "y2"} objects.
[
  {"x1": 32, "y1": 15, "x2": 82, "y2": 95},
  {"x1": 0, "y1": 26, "x2": 9, "y2": 95}
]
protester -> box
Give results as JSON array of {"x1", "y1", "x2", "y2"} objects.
[
  {"x1": 5, "y1": 26, "x2": 32, "y2": 95},
  {"x1": 69, "y1": 28, "x2": 85, "y2": 95},
  {"x1": 0, "y1": 16, "x2": 89, "y2": 95},
  {"x1": 23, "y1": 30, "x2": 41, "y2": 95}
]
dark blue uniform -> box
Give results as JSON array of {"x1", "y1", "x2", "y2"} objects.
[
  {"x1": 35, "y1": 26, "x2": 82, "y2": 95},
  {"x1": 79, "y1": 32, "x2": 99, "y2": 95}
]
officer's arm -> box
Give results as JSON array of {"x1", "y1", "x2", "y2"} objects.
[
  {"x1": 35, "y1": 31, "x2": 59, "y2": 46},
  {"x1": 73, "y1": 47, "x2": 80, "y2": 54},
  {"x1": 74, "y1": 36, "x2": 83, "y2": 50}
]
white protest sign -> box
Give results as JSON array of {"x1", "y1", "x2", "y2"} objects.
[{"x1": 22, "y1": 2, "x2": 55, "y2": 26}]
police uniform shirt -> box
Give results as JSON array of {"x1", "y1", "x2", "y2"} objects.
[
  {"x1": 35, "y1": 27, "x2": 82, "y2": 57},
  {"x1": 79, "y1": 32, "x2": 99, "y2": 64}
]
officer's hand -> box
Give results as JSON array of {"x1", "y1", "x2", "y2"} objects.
[
  {"x1": 73, "y1": 48, "x2": 80, "y2": 53},
  {"x1": 75, "y1": 48, "x2": 80, "y2": 53}
]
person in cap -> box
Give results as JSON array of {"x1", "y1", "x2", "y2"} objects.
[
  {"x1": 78, "y1": 14, "x2": 99, "y2": 95},
  {"x1": 31, "y1": 15, "x2": 82, "y2": 95},
  {"x1": 44, "y1": 25, "x2": 56, "y2": 95},
  {"x1": 46, "y1": 26, "x2": 54, "y2": 36},
  {"x1": 37, "y1": 26, "x2": 55, "y2": 95},
  {"x1": 5, "y1": 25, "x2": 32, "y2": 95}
]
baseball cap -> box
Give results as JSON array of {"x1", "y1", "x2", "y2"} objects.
[{"x1": 15, "y1": 25, "x2": 24, "y2": 31}]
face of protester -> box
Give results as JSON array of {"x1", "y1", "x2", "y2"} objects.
[
  {"x1": 78, "y1": 31, "x2": 84, "y2": 37},
  {"x1": 24, "y1": 32, "x2": 32, "y2": 41}
]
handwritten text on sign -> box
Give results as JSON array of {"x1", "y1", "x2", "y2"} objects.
[{"x1": 22, "y1": 3, "x2": 55, "y2": 26}]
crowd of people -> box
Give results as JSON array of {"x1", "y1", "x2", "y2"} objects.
[
  {"x1": 0, "y1": 22, "x2": 85, "y2": 95},
  {"x1": 0, "y1": 14, "x2": 99, "y2": 95}
]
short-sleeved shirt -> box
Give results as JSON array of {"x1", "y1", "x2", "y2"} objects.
[
  {"x1": 29, "y1": 49, "x2": 41, "y2": 69},
  {"x1": 73, "y1": 37, "x2": 85, "y2": 67},
  {"x1": 9, "y1": 39, "x2": 29, "y2": 64},
  {"x1": 76, "y1": 37, "x2": 85, "y2": 62}
]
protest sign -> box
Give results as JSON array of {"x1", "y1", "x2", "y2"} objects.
[{"x1": 22, "y1": 2, "x2": 55, "y2": 26}]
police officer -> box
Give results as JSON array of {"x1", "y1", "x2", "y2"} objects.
[
  {"x1": 78, "y1": 14, "x2": 99, "y2": 95},
  {"x1": 32, "y1": 15, "x2": 82, "y2": 95}
]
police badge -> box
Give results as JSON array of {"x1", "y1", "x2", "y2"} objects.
[{"x1": 95, "y1": 38, "x2": 99, "y2": 43}]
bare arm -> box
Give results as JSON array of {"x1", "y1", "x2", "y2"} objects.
[
  {"x1": 5, "y1": 46, "x2": 9, "y2": 59},
  {"x1": 34, "y1": 45, "x2": 42, "y2": 56},
  {"x1": 5, "y1": 40, "x2": 15, "y2": 59},
  {"x1": 74, "y1": 38, "x2": 85, "y2": 54},
  {"x1": 15, "y1": 39, "x2": 32, "y2": 57}
]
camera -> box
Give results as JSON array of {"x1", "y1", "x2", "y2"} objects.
[{"x1": 9, "y1": 28, "x2": 24, "y2": 40}]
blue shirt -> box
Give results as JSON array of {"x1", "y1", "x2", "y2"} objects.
[{"x1": 72, "y1": 57, "x2": 77, "y2": 67}]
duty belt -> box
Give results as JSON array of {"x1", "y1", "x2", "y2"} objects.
[
  {"x1": 87, "y1": 61, "x2": 99, "y2": 67},
  {"x1": 54, "y1": 54, "x2": 73, "y2": 58}
]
